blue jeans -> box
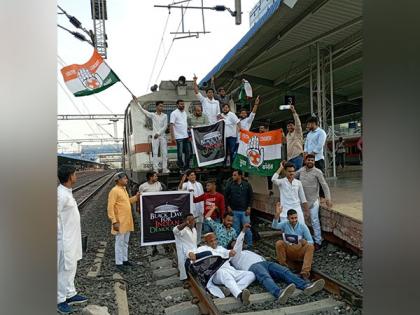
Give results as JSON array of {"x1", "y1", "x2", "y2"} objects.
[
  {"x1": 226, "y1": 136, "x2": 237, "y2": 166},
  {"x1": 176, "y1": 138, "x2": 191, "y2": 171},
  {"x1": 288, "y1": 155, "x2": 303, "y2": 171},
  {"x1": 232, "y1": 210, "x2": 252, "y2": 247},
  {"x1": 249, "y1": 261, "x2": 308, "y2": 298}
]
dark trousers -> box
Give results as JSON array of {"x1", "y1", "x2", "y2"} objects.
[
  {"x1": 176, "y1": 138, "x2": 191, "y2": 171},
  {"x1": 266, "y1": 176, "x2": 273, "y2": 190},
  {"x1": 315, "y1": 159, "x2": 325, "y2": 198},
  {"x1": 226, "y1": 137, "x2": 237, "y2": 166},
  {"x1": 336, "y1": 153, "x2": 345, "y2": 168}
]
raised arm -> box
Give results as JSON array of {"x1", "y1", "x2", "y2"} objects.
[
  {"x1": 133, "y1": 96, "x2": 153, "y2": 119},
  {"x1": 271, "y1": 162, "x2": 285, "y2": 186},
  {"x1": 272, "y1": 202, "x2": 284, "y2": 230},
  {"x1": 178, "y1": 174, "x2": 187, "y2": 190},
  {"x1": 290, "y1": 105, "x2": 303, "y2": 138},
  {"x1": 193, "y1": 75, "x2": 206, "y2": 103},
  {"x1": 251, "y1": 95, "x2": 260, "y2": 114}
]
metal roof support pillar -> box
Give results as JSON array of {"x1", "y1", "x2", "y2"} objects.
[
  {"x1": 321, "y1": 52, "x2": 329, "y2": 177},
  {"x1": 309, "y1": 46, "x2": 314, "y2": 115},
  {"x1": 316, "y1": 42, "x2": 322, "y2": 124},
  {"x1": 329, "y1": 46, "x2": 336, "y2": 178}
]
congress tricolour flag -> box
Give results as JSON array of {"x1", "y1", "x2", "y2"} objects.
[
  {"x1": 60, "y1": 50, "x2": 120, "y2": 97},
  {"x1": 232, "y1": 129, "x2": 283, "y2": 176}
]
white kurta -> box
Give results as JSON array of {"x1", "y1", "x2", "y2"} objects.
[
  {"x1": 195, "y1": 244, "x2": 255, "y2": 298},
  {"x1": 57, "y1": 184, "x2": 82, "y2": 269},
  {"x1": 173, "y1": 226, "x2": 198, "y2": 280},
  {"x1": 181, "y1": 181, "x2": 204, "y2": 222},
  {"x1": 57, "y1": 184, "x2": 82, "y2": 303}
]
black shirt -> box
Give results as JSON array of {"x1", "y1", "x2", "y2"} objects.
[{"x1": 224, "y1": 180, "x2": 253, "y2": 211}]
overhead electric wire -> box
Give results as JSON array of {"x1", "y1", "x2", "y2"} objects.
[
  {"x1": 145, "y1": 8, "x2": 172, "y2": 92},
  {"x1": 154, "y1": 0, "x2": 192, "y2": 84}
]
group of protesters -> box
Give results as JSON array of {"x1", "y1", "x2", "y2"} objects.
[
  {"x1": 56, "y1": 77, "x2": 335, "y2": 313},
  {"x1": 133, "y1": 76, "x2": 259, "y2": 173}
]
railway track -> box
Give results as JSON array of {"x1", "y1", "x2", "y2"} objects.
[{"x1": 73, "y1": 171, "x2": 116, "y2": 208}]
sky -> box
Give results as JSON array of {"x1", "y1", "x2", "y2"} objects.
[{"x1": 57, "y1": 0, "x2": 257, "y2": 152}]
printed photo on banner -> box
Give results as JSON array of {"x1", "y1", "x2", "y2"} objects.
[
  {"x1": 233, "y1": 129, "x2": 283, "y2": 176},
  {"x1": 140, "y1": 191, "x2": 193, "y2": 246},
  {"x1": 190, "y1": 120, "x2": 226, "y2": 167}
]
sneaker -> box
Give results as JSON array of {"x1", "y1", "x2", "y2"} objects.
[
  {"x1": 239, "y1": 289, "x2": 250, "y2": 305},
  {"x1": 57, "y1": 302, "x2": 73, "y2": 314},
  {"x1": 66, "y1": 294, "x2": 88, "y2": 305},
  {"x1": 116, "y1": 264, "x2": 126, "y2": 272},
  {"x1": 303, "y1": 279, "x2": 325, "y2": 296},
  {"x1": 278, "y1": 283, "x2": 295, "y2": 304},
  {"x1": 123, "y1": 261, "x2": 134, "y2": 267},
  {"x1": 314, "y1": 243, "x2": 322, "y2": 251}
]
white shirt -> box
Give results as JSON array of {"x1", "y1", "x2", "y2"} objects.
[
  {"x1": 173, "y1": 225, "x2": 197, "y2": 280},
  {"x1": 170, "y1": 109, "x2": 189, "y2": 139},
  {"x1": 196, "y1": 92, "x2": 220, "y2": 124},
  {"x1": 230, "y1": 231, "x2": 264, "y2": 271},
  {"x1": 304, "y1": 127, "x2": 327, "y2": 161},
  {"x1": 138, "y1": 105, "x2": 168, "y2": 137},
  {"x1": 138, "y1": 181, "x2": 162, "y2": 193},
  {"x1": 271, "y1": 174, "x2": 307, "y2": 220},
  {"x1": 57, "y1": 184, "x2": 82, "y2": 269},
  {"x1": 181, "y1": 181, "x2": 204, "y2": 222},
  {"x1": 222, "y1": 111, "x2": 240, "y2": 138},
  {"x1": 239, "y1": 112, "x2": 255, "y2": 131}
]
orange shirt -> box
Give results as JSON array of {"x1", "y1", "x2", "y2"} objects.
[{"x1": 107, "y1": 185, "x2": 137, "y2": 235}]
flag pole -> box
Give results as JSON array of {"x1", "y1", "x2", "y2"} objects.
[{"x1": 102, "y1": 59, "x2": 137, "y2": 98}]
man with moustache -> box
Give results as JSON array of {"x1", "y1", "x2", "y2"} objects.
[
  {"x1": 170, "y1": 99, "x2": 191, "y2": 172},
  {"x1": 295, "y1": 154, "x2": 332, "y2": 250}
]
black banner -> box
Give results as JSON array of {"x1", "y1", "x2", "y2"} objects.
[
  {"x1": 191, "y1": 120, "x2": 226, "y2": 167},
  {"x1": 140, "y1": 191, "x2": 192, "y2": 246}
]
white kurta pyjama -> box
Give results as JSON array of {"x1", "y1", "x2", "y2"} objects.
[{"x1": 57, "y1": 184, "x2": 82, "y2": 303}]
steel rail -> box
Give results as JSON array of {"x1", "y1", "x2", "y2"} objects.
[
  {"x1": 186, "y1": 273, "x2": 222, "y2": 315},
  {"x1": 77, "y1": 172, "x2": 116, "y2": 209},
  {"x1": 73, "y1": 172, "x2": 113, "y2": 192}
]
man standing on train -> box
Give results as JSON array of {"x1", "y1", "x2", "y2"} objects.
[
  {"x1": 57, "y1": 165, "x2": 88, "y2": 314},
  {"x1": 170, "y1": 99, "x2": 191, "y2": 173},
  {"x1": 134, "y1": 97, "x2": 169, "y2": 174},
  {"x1": 107, "y1": 172, "x2": 140, "y2": 272},
  {"x1": 271, "y1": 162, "x2": 309, "y2": 225},
  {"x1": 272, "y1": 204, "x2": 315, "y2": 280},
  {"x1": 285, "y1": 105, "x2": 304, "y2": 170},
  {"x1": 193, "y1": 75, "x2": 220, "y2": 124},
  {"x1": 295, "y1": 154, "x2": 333, "y2": 250}
]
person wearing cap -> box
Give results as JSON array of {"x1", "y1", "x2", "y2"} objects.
[
  {"x1": 286, "y1": 105, "x2": 304, "y2": 171},
  {"x1": 193, "y1": 75, "x2": 220, "y2": 124},
  {"x1": 194, "y1": 232, "x2": 255, "y2": 304},
  {"x1": 107, "y1": 172, "x2": 140, "y2": 272},
  {"x1": 57, "y1": 165, "x2": 88, "y2": 314}
]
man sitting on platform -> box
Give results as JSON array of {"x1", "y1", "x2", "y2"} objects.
[
  {"x1": 272, "y1": 203, "x2": 315, "y2": 280},
  {"x1": 229, "y1": 224, "x2": 324, "y2": 304},
  {"x1": 194, "y1": 233, "x2": 255, "y2": 304}
]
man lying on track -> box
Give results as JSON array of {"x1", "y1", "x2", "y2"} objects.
[
  {"x1": 193, "y1": 232, "x2": 255, "y2": 305},
  {"x1": 229, "y1": 224, "x2": 325, "y2": 304}
]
